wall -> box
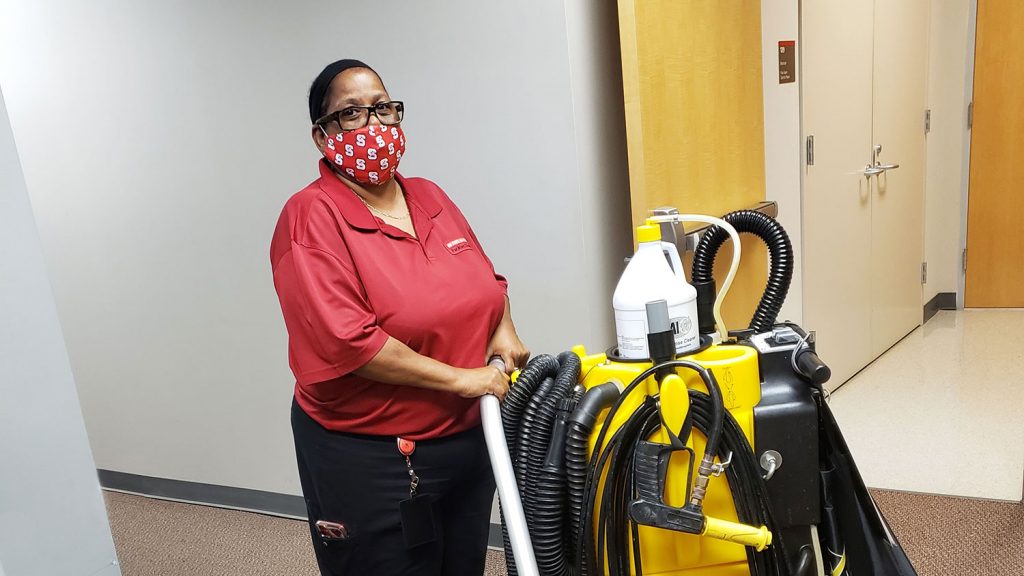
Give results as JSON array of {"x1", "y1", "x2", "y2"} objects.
[
  {"x1": 923, "y1": 0, "x2": 972, "y2": 304},
  {"x1": 0, "y1": 0, "x2": 629, "y2": 499},
  {"x1": 0, "y1": 88, "x2": 121, "y2": 576},
  {"x1": 566, "y1": 0, "x2": 633, "y2": 352},
  {"x1": 761, "y1": 0, "x2": 803, "y2": 324}
]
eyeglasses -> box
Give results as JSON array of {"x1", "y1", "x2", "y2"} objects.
[{"x1": 315, "y1": 101, "x2": 405, "y2": 131}]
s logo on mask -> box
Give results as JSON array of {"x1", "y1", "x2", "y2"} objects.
[{"x1": 323, "y1": 124, "x2": 407, "y2": 186}]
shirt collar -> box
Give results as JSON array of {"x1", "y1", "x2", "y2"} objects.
[{"x1": 316, "y1": 160, "x2": 442, "y2": 233}]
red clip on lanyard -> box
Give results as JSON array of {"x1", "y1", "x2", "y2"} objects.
[
  {"x1": 397, "y1": 437, "x2": 416, "y2": 457},
  {"x1": 397, "y1": 437, "x2": 419, "y2": 496}
]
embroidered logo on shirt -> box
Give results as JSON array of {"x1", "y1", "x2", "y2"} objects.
[{"x1": 445, "y1": 238, "x2": 472, "y2": 255}]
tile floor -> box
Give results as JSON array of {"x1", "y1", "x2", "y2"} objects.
[{"x1": 829, "y1": 309, "x2": 1024, "y2": 501}]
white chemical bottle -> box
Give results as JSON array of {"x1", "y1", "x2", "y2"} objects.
[{"x1": 613, "y1": 224, "x2": 700, "y2": 359}]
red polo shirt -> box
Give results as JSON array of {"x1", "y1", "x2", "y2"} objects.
[{"x1": 271, "y1": 161, "x2": 507, "y2": 440}]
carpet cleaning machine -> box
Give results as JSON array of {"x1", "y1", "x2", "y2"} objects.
[{"x1": 481, "y1": 210, "x2": 918, "y2": 576}]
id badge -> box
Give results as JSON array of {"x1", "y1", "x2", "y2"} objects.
[{"x1": 399, "y1": 493, "x2": 438, "y2": 548}]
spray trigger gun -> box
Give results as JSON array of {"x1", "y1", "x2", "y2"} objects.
[{"x1": 629, "y1": 375, "x2": 772, "y2": 550}]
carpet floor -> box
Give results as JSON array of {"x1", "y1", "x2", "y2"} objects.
[{"x1": 103, "y1": 489, "x2": 1022, "y2": 575}]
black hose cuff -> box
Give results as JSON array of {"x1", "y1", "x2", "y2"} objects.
[
  {"x1": 542, "y1": 398, "x2": 577, "y2": 473},
  {"x1": 694, "y1": 280, "x2": 717, "y2": 336},
  {"x1": 568, "y1": 382, "x2": 621, "y2": 429}
]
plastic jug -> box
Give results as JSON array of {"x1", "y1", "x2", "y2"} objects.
[{"x1": 613, "y1": 224, "x2": 699, "y2": 359}]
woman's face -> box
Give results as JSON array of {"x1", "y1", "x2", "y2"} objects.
[{"x1": 312, "y1": 68, "x2": 391, "y2": 155}]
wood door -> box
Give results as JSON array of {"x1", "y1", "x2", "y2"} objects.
[
  {"x1": 965, "y1": 0, "x2": 1024, "y2": 307},
  {"x1": 801, "y1": 0, "x2": 875, "y2": 388},
  {"x1": 616, "y1": 0, "x2": 768, "y2": 330},
  {"x1": 870, "y1": 0, "x2": 928, "y2": 354}
]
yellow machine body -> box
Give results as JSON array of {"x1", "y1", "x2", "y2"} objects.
[{"x1": 572, "y1": 343, "x2": 762, "y2": 576}]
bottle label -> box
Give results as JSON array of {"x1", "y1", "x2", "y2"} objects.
[{"x1": 615, "y1": 301, "x2": 699, "y2": 359}]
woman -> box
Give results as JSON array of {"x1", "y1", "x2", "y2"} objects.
[{"x1": 270, "y1": 59, "x2": 530, "y2": 576}]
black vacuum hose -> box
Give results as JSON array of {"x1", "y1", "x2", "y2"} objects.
[
  {"x1": 502, "y1": 354, "x2": 560, "y2": 449},
  {"x1": 501, "y1": 355, "x2": 560, "y2": 576},
  {"x1": 564, "y1": 382, "x2": 621, "y2": 576},
  {"x1": 526, "y1": 352, "x2": 580, "y2": 576},
  {"x1": 691, "y1": 210, "x2": 794, "y2": 333},
  {"x1": 517, "y1": 376, "x2": 557, "y2": 522}
]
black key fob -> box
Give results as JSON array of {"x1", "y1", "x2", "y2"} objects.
[{"x1": 399, "y1": 494, "x2": 437, "y2": 548}]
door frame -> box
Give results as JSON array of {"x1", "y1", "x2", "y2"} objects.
[{"x1": 957, "y1": 0, "x2": 979, "y2": 309}]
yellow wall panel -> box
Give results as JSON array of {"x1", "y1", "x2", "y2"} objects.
[{"x1": 618, "y1": 0, "x2": 767, "y2": 330}]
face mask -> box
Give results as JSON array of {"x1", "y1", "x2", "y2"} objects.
[{"x1": 322, "y1": 124, "x2": 406, "y2": 185}]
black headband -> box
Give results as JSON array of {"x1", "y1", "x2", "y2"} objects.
[{"x1": 308, "y1": 59, "x2": 379, "y2": 124}]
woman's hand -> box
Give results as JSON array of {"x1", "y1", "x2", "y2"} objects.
[
  {"x1": 487, "y1": 322, "x2": 530, "y2": 374},
  {"x1": 453, "y1": 366, "x2": 510, "y2": 401}
]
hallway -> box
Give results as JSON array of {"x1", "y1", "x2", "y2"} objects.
[{"x1": 829, "y1": 309, "x2": 1024, "y2": 501}]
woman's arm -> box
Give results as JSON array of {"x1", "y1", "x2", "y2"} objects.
[
  {"x1": 355, "y1": 336, "x2": 510, "y2": 401},
  {"x1": 486, "y1": 296, "x2": 530, "y2": 373}
]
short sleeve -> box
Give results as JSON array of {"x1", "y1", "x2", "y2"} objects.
[{"x1": 273, "y1": 241, "x2": 389, "y2": 385}]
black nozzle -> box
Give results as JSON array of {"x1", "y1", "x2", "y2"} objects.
[
  {"x1": 646, "y1": 300, "x2": 676, "y2": 371},
  {"x1": 795, "y1": 348, "x2": 831, "y2": 385},
  {"x1": 568, "y1": 382, "x2": 621, "y2": 429},
  {"x1": 694, "y1": 280, "x2": 717, "y2": 335},
  {"x1": 542, "y1": 398, "x2": 577, "y2": 473}
]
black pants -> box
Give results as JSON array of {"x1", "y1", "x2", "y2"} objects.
[{"x1": 291, "y1": 400, "x2": 495, "y2": 576}]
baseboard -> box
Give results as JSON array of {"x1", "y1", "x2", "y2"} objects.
[
  {"x1": 98, "y1": 469, "x2": 507, "y2": 550},
  {"x1": 488, "y1": 522, "x2": 503, "y2": 550},
  {"x1": 923, "y1": 292, "x2": 956, "y2": 323},
  {"x1": 97, "y1": 469, "x2": 307, "y2": 519}
]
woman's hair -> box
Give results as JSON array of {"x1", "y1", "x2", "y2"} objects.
[{"x1": 308, "y1": 59, "x2": 382, "y2": 124}]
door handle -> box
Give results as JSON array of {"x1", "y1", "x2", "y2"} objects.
[
  {"x1": 876, "y1": 163, "x2": 900, "y2": 170},
  {"x1": 863, "y1": 165, "x2": 885, "y2": 176}
]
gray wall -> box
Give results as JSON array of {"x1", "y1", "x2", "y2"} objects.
[
  {"x1": 0, "y1": 88, "x2": 121, "y2": 576},
  {"x1": 0, "y1": 0, "x2": 629, "y2": 498},
  {"x1": 925, "y1": 0, "x2": 972, "y2": 303}
]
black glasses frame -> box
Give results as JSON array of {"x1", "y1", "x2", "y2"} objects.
[{"x1": 315, "y1": 101, "x2": 405, "y2": 131}]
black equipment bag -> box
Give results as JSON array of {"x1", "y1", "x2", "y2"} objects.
[{"x1": 816, "y1": 395, "x2": 918, "y2": 576}]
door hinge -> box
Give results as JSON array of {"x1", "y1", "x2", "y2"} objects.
[
  {"x1": 806, "y1": 135, "x2": 815, "y2": 166},
  {"x1": 962, "y1": 248, "x2": 968, "y2": 273},
  {"x1": 925, "y1": 109, "x2": 931, "y2": 134},
  {"x1": 921, "y1": 262, "x2": 928, "y2": 284},
  {"x1": 968, "y1": 102, "x2": 974, "y2": 129}
]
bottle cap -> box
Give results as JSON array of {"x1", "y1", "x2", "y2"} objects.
[{"x1": 637, "y1": 224, "x2": 662, "y2": 244}]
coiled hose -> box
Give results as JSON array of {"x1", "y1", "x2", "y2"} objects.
[
  {"x1": 502, "y1": 355, "x2": 560, "y2": 450},
  {"x1": 520, "y1": 353, "x2": 581, "y2": 576},
  {"x1": 687, "y1": 390, "x2": 789, "y2": 576},
  {"x1": 501, "y1": 355, "x2": 560, "y2": 576},
  {"x1": 502, "y1": 353, "x2": 579, "y2": 576},
  {"x1": 564, "y1": 382, "x2": 621, "y2": 576},
  {"x1": 579, "y1": 360, "x2": 726, "y2": 576},
  {"x1": 691, "y1": 210, "x2": 794, "y2": 333}
]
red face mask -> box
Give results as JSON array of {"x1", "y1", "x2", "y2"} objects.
[{"x1": 322, "y1": 124, "x2": 406, "y2": 185}]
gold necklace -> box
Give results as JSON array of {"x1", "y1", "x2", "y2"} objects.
[{"x1": 356, "y1": 193, "x2": 410, "y2": 220}]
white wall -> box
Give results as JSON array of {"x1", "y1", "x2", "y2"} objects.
[
  {"x1": 0, "y1": 0, "x2": 629, "y2": 499},
  {"x1": 565, "y1": 0, "x2": 633, "y2": 352},
  {"x1": 762, "y1": 0, "x2": 803, "y2": 324},
  {"x1": 925, "y1": 0, "x2": 972, "y2": 303},
  {"x1": 0, "y1": 88, "x2": 121, "y2": 576}
]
